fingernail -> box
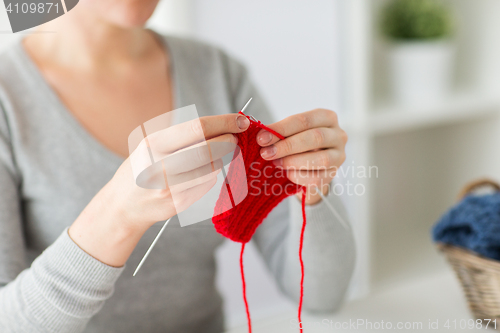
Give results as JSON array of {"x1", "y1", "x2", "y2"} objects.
[
  {"x1": 273, "y1": 159, "x2": 283, "y2": 167},
  {"x1": 237, "y1": 115, "x2": 250, "y2": 130},
  {"x1": 261, "y1": 146, "x2": 277, "y2": 159},
  {"x1": 258, "y1": 131, "x2": 273, "y2": 145}
]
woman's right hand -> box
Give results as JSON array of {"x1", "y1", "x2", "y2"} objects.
[{"x1": 68, "y1": 113, "x2": 250, "y2": 267}]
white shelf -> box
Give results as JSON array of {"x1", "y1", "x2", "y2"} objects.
[
  {"x1": 226, "y1": 271, "x2": 485, "y2": 333},
  {"x1": 342, "y1": 93, "x2": 500, "y2": 137}
]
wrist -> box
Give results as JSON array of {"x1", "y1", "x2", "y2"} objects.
[{"x1": 69, "y1": 184, "x2": 147, "y2": 267}]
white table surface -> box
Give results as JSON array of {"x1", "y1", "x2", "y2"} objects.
[{"x1": 226, "y1": 271, "x2": 492, "y2": 332}]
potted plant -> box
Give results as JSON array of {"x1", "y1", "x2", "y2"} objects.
[{"x1": 381, "y1": 0, "x2": 455, "y2": 106}]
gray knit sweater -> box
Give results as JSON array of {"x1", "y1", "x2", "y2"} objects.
[{"x1": 0, "y1": 34, "x2": 356, "y2": 333}]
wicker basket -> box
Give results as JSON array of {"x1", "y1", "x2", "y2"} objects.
[{"x1": 437, "y1": 179, "x2": 500, "y2": 323}]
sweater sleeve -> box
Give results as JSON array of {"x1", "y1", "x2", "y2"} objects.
[
  {"x1": 0, "y1": 100, "x2": 124, "y2": 332},
  {"x1": 255, "y1": 193, "x2": 356, "y2": 313},
  {"x1": 221, "y1": 51, "x2": 356, "y2": 313}
]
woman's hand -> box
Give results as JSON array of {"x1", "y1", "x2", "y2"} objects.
[
  {"x1": 69, "y1": 113, "x2": 250, "y2": 267},
  {"x1": 256, "y1": 109, "x2": 348, "y2": 205}
]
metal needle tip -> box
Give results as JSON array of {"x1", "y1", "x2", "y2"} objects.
[{"x1": 240, "y1": 98, "x2": 253, "y2": 114}]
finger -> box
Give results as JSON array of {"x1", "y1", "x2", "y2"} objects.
[
  {"x1": 171, "y1": 176, "x2": 219, "y2": 214},
  {"x1": 287, "y1": 169, "x2": 336, "y2": 188},
  {"x1": 256, "y1": 109, "x2": 338, "y2": 146},
  {"x1": 169, "y1": 166, "x2": 220, "y2": 194},
  {"x1": 260, "y1": 127, "x2": 340, "y2": 160},
  {"x1": 147, "y1": 114, "x2": 250, "y2": 156},
  {"x1": 162, "y1": 134, "x2": 237, "y2": 174},
  {"x1": 166, "y1": 159, "x2": 223, "y2": 187},
  {"x1": 273, "y1": 148, "x2": 346, "y2": 170}
]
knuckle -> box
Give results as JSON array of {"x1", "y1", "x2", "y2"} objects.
[
  {"x1": 282, "y1": 138, "x2": 294, "y2": 155},
  {"x1": 297, "y1": 113, "x2": 310, "y2": 130},
  {"x1": 137, "y1": 136, "x2": 150, "y2": 152},
  {"x1": 339, "y1": 151, "x2": 347, "y2": 165},
  {"x1": 191, "y1": 119, "x2": 205, "y2": 138},
  {"x1": 146, "y1": 132, "x2": 160, "y2": 151},
  {"x1": 157, "y1": 188, "x2": 171, "y2": 201},
  {"x1": 173, "y1": 195, "x2": 187, "y2": 211},
  {"x1": 311, "y1": 177, "x2": 323, "y2": 188},
  {"x1": 225, "y1": 133, "x2": 238, "y2": 145},
  {"x1": 281, "y1": 156, "x2": 292, "y2": 169},
  {"x1": 312, "y1": 128, "x2": 325, "y2": 147},
  {"x1": 196, "y1": 144, "x2": 211, "y2": 164},
  {"x1": 319, "y1": 151, "x2": 331, "y2": 168},
  {"x1": 328, "y1": 110, "x2": 338, "y2": 123},
  {"x1": 340, "y1": 129, "x2": 348, "y2": 144},
  {"x1": 227, "y1": 115, "x2": 238, "y2": 132}
]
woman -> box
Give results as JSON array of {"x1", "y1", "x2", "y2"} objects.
[{"x1": 0, "y1": 0, "x2": 355, "y2": 332}]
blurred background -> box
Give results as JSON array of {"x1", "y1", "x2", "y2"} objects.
[{"x1": 2, "y1": 0, "x2": 500, "y2": 331}]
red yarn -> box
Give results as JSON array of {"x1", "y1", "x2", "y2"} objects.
[
  {"x1": 238, "y1": 111, "x2": 286, "y2": 140},
  {"x1": 212, "y1": 114, "x2": 303, "y2": 243},
  {"x1": 298, "y1": 186, "x2": 307, "y2": 333},
  {"x1": 240, "y1": 243, "x2": 251, "y2": 333},
  {"x1": 213, "y1": 113, "x2": 307, "y2": 332}
]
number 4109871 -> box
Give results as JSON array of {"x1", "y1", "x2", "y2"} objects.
[
  {"x1": 6, "y1": 2, "x2": 60, "y2": 14},
  {"x1": 444, "y1": 319, "x2": 496, "y2": 330}
]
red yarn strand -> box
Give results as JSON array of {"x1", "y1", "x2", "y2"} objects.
[
  {"x1": 223, "y1": 173, "x2": 236, "y2": 208},
  {"x1": 238, "y1": 111, "x2": 285, "y2": 140},
  {"x1": 222, "y1": 113, "x2": 308, "y2": 333},
  {"x1": 298, "y1": 187, "x2": 307, "y2": 332},
  {"x1": 240, "y1": 243, "x2": 252, "y2": 333}
]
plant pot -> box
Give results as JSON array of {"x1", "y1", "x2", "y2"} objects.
[{"x1": 388, "y1": 40, "x2": 455, "y2": 107}]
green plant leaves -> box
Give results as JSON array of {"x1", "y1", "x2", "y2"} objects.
[{"x1": 381, "y1": 0, "x2": 453, "y2": 40}]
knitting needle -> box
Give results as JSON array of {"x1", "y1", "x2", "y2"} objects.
[
  {"x1": 240, "y1": 98, "x2": 253, "y2": 114},
  {"x1": 133, "y1": 99, "x2": 254, "y2": 277},
  {"x1": 133, "y1": 217, "x2": 172, "y2": 276},
  {"x1": 316, "y1": 189, "x2": 350, "y2": 231},
  {"x1": 134, "y1": 160, "x2": 173, "y2": 276},
  {"x1": 220, "y1": 98, "x2": 253, "y2": 208},
  {"x1": 240, "y1": 98, "x2": 258, "y2": 123}
]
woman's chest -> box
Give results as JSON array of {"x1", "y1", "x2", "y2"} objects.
[{"x1": 43, "y1": 67, "x2": 174, "y2": 158}]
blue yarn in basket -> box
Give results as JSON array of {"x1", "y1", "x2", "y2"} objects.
[{"x1": 432, "y1": 193, "x2": 500, "y2": 261}]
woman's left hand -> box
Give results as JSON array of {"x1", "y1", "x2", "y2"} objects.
[{"x1": 257, "y1": 109, "x2": 348, "y2": 205}]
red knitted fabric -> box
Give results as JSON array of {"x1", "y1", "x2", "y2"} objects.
[
  {"x1": 212, "y1": 114, "x2": 304, "y2": 243},
  {"x1": 212, "y1": 113, "x2": 307, "y2": 333}
]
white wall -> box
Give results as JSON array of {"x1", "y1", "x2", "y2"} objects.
[
  {"x1": 193, "y1": 0, "x2": 342, "y2": 121},
  {"x1": 148, "y1": 0, "x2": 195, "y2": 37}
]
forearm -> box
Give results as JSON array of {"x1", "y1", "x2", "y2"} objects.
[
  {"x1": 69, "y1": 181, "x2": 148, "y2": 268},
  {"x1": 0, "y1": 229, "x2": 124, "y2": 332},
  {"x1": 282, "y1": 190, "x2": 356, "y2": 313},
  {"x1": 0, "y1": 169, "x2": 150, "y2": 332}
]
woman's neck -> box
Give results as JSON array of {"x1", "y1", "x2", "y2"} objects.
[{"x1": 23, "y1": 9, "x2": 159, "y2": 73}]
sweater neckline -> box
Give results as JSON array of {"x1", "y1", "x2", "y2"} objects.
[{"x1": 13, "y1": 31, "x2": 181, "y2": 166}]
